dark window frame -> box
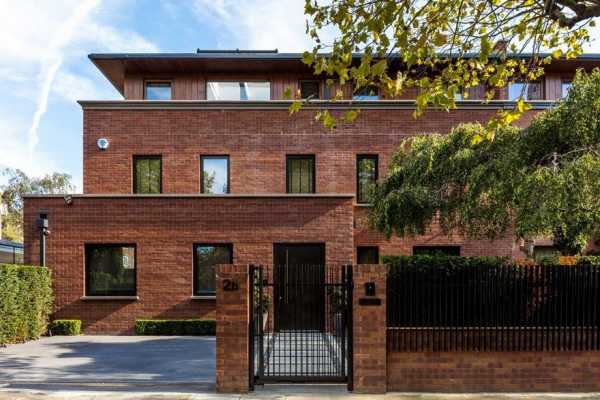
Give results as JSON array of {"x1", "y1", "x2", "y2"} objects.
[
  {"x1": 193, "y1": 243, "x2": 233, "y2": 296},
  {"x1": 357, "y1": 246, "x2": 379, "y2": 264},
  {"x1": 299, "y1": 80, "x2": 320, "y2": 99},
  {"x1": 286, "y1": 154, "x2": 316, "y2": 194},
  {"x1": 412, "y1": 245, "x2": 461, "y2": 256},
  {"x1": 200, "y1": 155, "x2": 230, "y2": 194},
  {"x1": 85, "y1": 243, "x2": 137, "y2": 297},
  {"x1": 356, "y1": 154, "x2": 379, "y2": 204},
  {"x1": 144, "y1": 80, "x2": 172, "y2": 100},
  {"x1": 133, "y1": 155, "x2": 162, "y2": 194}
]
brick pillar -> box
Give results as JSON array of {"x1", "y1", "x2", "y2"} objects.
[
  {"x1": 216, "y1": 264, "x2": 250, "y2": 393},
  {"x1": 352, "y1": 264, "x2": 387, "y2": 393}
]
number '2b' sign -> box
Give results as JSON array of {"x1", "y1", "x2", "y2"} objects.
[{"x1": 223, "y1": 279, "x2": 239, "y2": 291}]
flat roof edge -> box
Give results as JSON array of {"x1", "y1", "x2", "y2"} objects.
[
  {"x1": 77, "y1": 99, "x2": 556, "y2": 111},
  {"x1": 23, "y1": 193, "x2": 356, "y2": 199}
]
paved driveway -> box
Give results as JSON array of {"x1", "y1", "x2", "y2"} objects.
[{"x1": 0, "y1": 336, "x2": 215, "y2": 391}]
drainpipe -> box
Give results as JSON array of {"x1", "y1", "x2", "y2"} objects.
[{"x1": 37, "y1": 214, "x2": 49, "y2": 267}]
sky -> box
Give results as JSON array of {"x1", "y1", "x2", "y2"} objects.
[{"x1": 0, "y1": 0, "x2": 600, "y2": 192}]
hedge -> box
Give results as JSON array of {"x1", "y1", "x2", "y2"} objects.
[
  {"x1": 49, "y1": 320, "x2": 81, "y2": 336},
  {"x1": 135, "y1": 319, "x2": 216, "y2": 335},
  {"x1": 0, "y1": 264, "x2": 53, "y2": 345}
]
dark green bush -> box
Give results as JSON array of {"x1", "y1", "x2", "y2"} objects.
[
  {"x1": 135, "y1": 319, "x2": 216, "y2": 336},
  {"x1": 49, "y1": 320, "x2": 81, "y2": 335},
  {"x1": 0, "y1": 264, "x2": 53, "y2": 345}
]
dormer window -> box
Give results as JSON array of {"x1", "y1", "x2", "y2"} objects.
[
  {"x1": 207, "y1": 81, "x2": 270, "y2": 101},
  {"x1": 144, "y1": 81, "x2": 172, "y2": 100}
]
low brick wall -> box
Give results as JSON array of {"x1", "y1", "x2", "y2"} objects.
[{"x1": 387, "y1": 351, "x2": 600, "y2": 392}]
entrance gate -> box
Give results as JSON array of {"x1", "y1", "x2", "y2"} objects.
[{"x1": 250, "y1": 263, "x2": 353, "y2": 388}]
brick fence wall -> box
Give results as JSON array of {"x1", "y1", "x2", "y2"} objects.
[{"x1": 387, "y1": 351, "x2": 600, "y2": 392}]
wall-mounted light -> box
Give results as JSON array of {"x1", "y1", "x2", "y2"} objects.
[
  {"x1": 97, "y1": 138, "x2": 109, "y2": 150},
  {"x1": 64, "y1": 194, "x2": 73, "y2": 206}
]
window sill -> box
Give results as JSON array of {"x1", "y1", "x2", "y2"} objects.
[
  {"x1": 190, "y1": 295, "x2": 216, "y2": 300},
  {"x1": 80, "y1": 296, "x2": 139, "y2": 301}
]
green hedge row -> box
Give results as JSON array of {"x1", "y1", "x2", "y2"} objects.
[
  {"x1": 135, "y1": 319, "x2": 216, "y2": 335},
  {"x1": 0, "y1": 264, "x2": 53, "y2": 345},
  {"x1": 49, "y1": 320, "x2": 81, "y2": 336}
]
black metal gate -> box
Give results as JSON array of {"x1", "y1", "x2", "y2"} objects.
[{"x1": 250, "y1": 264, "x2": 353, "y2": 388}]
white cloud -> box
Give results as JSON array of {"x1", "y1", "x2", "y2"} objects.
[{"x1": 190, "y1": 0, "x2": 319, "y2": 51}]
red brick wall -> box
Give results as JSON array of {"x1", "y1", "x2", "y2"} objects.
[
  {"x1": 82, "y1": 107, "x2": 537, "y2": 195},
  {"x1": 387, "y1": 351, "x2": 600, "y2": 392},
  {"x1": 216, "y1": 264, "x2": 250, "y2": 393},
  {"x1": 23, "y1": 195, "x2": 354, "y2": 333},
  {"x1": 352, "y1": 264, "x2": 387, "y2": 393}
]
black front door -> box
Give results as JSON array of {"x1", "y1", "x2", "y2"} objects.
[{"x1": 273, "y1": 243, "x2": 325, "y2": 331}]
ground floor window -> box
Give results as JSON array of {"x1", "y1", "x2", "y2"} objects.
[
  {"x1": 193, "y1": 244, "x2": 233, "y2": 296},
  {"x1": 357, "y1": 246, "x2": 379, "y2": 264},
  {"x1": 85, "y1": 244, "x2": 136, "y2": 296},
  {"x1": 413, "y1": 245, "x2": 460, "y2": 256}
]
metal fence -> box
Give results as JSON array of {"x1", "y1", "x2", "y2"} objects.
[
  {"x1": 0, "y1": 240, "x2": 24, "y2": 264},
  {"x1": 387, "y1": 262, "x2": 600, "y2": 352}
]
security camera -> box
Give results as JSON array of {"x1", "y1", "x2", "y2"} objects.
[
  {"x1": 64, "y1": 194, "x2": 73, "y2": 206},
  {"x1": 97, "y1": 138, "x2": 109, "y2": 150},
  {"x1": 43, "y1": 229, "x2": 51, "y2": 236}
]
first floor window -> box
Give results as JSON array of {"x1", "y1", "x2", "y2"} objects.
[
  {"x1": 206, "y1": 81, "x2": 270, "y2": 100},
  {"x1": 353, "y1": 85, "x2": 379, "y2": 100},
  {"x1": 134, "y1": 156, "x2": 162, "y2": 194},
  {"x1": 86, "y1": 244, "x2": 136, "y2": 296},
  {"x1": 286, "y1": 155, "x2": 315, "y2": 193},
  {"x1": 561, "y1": 81, "x2": 572, "y2": 98},
  {"x1": 357, "y1": 155, "x2": 378, "y2": 204},
  {"x1": 201, "y1": 156, "x2": 229, "y2": 194},
  {"x1": 145, "y1": 81, "x2": 172, "y2": 100},
  {"x1": 194, "y1": 244, "x2": 233, "y2": 296},
  {"x1": 413, "y1": 246, "x2": 460, "y2": 256},
  {"x1": 357, "y1": 246, "x2": 379, "y2": 264}
]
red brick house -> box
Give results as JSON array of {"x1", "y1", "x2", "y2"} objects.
[{"x1": 23, "y1": 50, "x2": 600, "y2": 334}]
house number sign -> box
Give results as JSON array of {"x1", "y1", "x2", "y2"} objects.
[{"x1": 222, "y1": 279, "x2": 239, "y2": 291}]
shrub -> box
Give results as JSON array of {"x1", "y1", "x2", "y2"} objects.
[
  {"x1": 49, "y1": 320, "x2": 81, "y2": 336},
  {"x1": 0, "y1": 264, "x2": 53, "y2": 345},
  {"x1": 135, "y1": 319, "x2": 216, "y2": 336}
]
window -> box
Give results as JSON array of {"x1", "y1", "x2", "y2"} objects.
[
  {"x1": 286, "y1": 155, "x2": 315, "y2": 193},
  {"x1": 413, "y1": 246, "x2": 461, "y2": 256},
  {"x1": 85, "y1": 244, "x2": 136, "y2": 296},
  {"x1": 353, "y1": 85, "x2": 379, "y2": 100},
  {"x1": 357, "y1": 155, "x2": 378, "y2": 204},
  {"x1": 133, "y1": 156, "x2": 161, "y2": 194},
  {"x1": 300, "y1": 80, "x2": 320, "y2": 99},
  {"x1": 561, "y1": 81, "x2": 572, "y2": 98},
  {"x1": 508, "y1": 81, "x2": 543, "y2": 101},
  {"x1": 206, "y1": 81, "x2": 270, "y2": 100},
  {"x1": 201, "y1": 156, "x2": 229, "y2": 194},
  {"x1": 145, "y1": 81, "x2": 171, "y2": 100},
  {"x1": 193, "y1": 244, "x2": 233, "y2": 296},
  {"x1": 357, "y1": 246, "x2": 379, "y2": 264}
]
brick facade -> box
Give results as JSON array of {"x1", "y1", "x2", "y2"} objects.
[
  {"x1": 23, "y1": 195, "x2": 354, "y2": 333},
  {"x1": 387, "y1": 352, "x2": 600, "y2": 392}
]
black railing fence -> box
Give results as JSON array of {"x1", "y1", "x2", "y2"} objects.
[{"x1": 387, "y1": 258, "x2": 600, "y2": 352}]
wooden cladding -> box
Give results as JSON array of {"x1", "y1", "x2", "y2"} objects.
[{"x1": 122, "y1": 73, "x2": 571, "y2": 101}]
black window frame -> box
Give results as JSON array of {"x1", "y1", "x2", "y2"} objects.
[
  {"x1": 193, "y1": 243, "x2": 233, "y2": 296},
  {"x1": 356, "y1": 154, "x2": 379, "y2": 204},
  {"x1": 85, "y1": 243, "x2": 137, "y2": 297},
  {"x1": 412, "y1": 246, "x2": 461, "y2": 256},
  {"x1": 133, "y1": 155, "x2": 162, "y2": 194},
  {"x1": 286, "y1": 155, "x2": 316, "y2": 194},
  {"x1": 299, "y1": 80, "x2": 320, "y2": 99},
  {"x1": 357, "y1": 246, "x2": 380, "y2": 264},
  {"x1": 200, "y1": 155, "x2": 230, "y2": 194},
  {"x1": 144, "y1": 80, "x2": 172, "y2": 100}
]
